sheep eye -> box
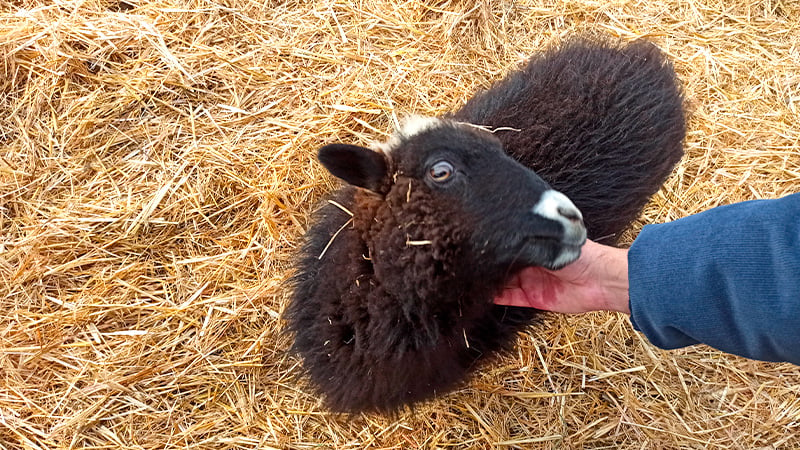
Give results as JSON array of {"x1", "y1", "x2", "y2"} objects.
[{"x1": 429, "y1": 161, "x2": 454, "y2": 182}]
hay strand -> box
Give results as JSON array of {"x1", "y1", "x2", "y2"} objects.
[{"x1": 1, "y1": 0, "x2": 799, "y2": 448}]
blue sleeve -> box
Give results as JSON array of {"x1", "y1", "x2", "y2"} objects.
[{"x1": 628, "y1": 193, "x2": 800, "y2": 365}]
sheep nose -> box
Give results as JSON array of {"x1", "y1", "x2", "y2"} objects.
[
  {"x1": 557, "y1": 205, "x2": 584, "y2": 226},
  {"x1": 532, "y1": 190, "x2": 587, "y2": 244}
]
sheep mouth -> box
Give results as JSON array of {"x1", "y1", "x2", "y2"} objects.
[
  {"x1": 513, "y1": 236, "x2": 584, "y2": 271},
  {"x1": 542, "y1": 242, "x2": 582, "y2": 270}
]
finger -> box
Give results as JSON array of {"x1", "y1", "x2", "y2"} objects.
[{"x1": 493, "y1": 286, "x2": 536, "y2": 307}]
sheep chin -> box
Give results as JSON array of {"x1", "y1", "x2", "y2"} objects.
[
  {"x1": 541, "y1": 243, "x2": 583, "y2": 270},
  {"x1": 502, "y1": 233, "x2": 584, "y2": 272}
]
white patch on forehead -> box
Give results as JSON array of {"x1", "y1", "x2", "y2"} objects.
[
  {"x1": 372, "y1": 115, "x2": 444, "y2": 154},
  {"x1": 399, "y1": 115, "x2": 442, "y2": 137}
]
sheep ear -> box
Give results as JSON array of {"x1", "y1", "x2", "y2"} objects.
[{"x1": 318, "y1": 144, "x2": 388, "y2": 193}]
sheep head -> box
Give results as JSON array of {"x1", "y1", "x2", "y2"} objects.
[{"x1": 318, "y1": 116, "x2": 587, "y2": 282}]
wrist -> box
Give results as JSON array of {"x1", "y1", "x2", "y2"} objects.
[{"x1": 588, "y1": 242, "x2": 630, "y2": 314}]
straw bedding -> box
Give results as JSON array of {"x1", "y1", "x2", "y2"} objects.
[{"x1": 1, "y1": 0, "x2": 798, "y2": 448}]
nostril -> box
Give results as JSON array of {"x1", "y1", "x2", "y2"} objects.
[
  {"x1": 533, "y1": 190, "x2": 585, "y2": 228},
  {"x1": 558, "y1": 207, "x2": 583, "y2": 225}
]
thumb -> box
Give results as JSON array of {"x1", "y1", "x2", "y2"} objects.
[{"x1": 493, "y1": 268, "x2": 554, "y2": 309}]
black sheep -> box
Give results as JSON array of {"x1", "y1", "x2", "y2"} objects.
[{"x1": 285, "y1": 38, "x2": 686, "y2": 413}]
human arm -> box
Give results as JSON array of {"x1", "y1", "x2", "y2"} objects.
[
  {"x1": 495, "y1": 193, "x2": 800, "y2": 365},
  {"x1": 628, "y1": 193, "x2": 800, "y2": 365}
]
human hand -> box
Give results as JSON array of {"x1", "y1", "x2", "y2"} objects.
[{"x1": 493, "y1": 240, "x2": 631, "y2": 314}]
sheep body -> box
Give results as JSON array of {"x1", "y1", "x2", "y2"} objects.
[{"x1": 286, "y1": 38, "x2": 685, "y2": 413}]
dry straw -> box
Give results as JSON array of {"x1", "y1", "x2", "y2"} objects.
[{"x1": 1, "y1": 0, "x2": 799, "y2": 448}]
